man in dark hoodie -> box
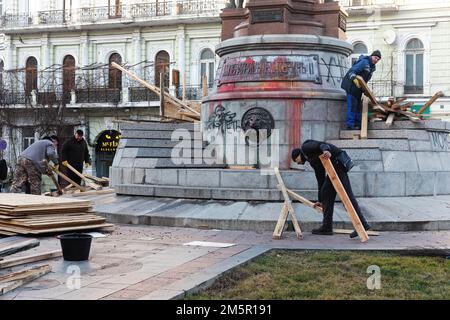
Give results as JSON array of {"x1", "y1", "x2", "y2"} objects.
[
  {"x1": 61, "y1": 129, "x2": 91, "y2": 186},
  {"x1": 291, "y1": 140, "x2": 371, "y2": 239},
  {"x1": 341, "y1": 50, "x2": 381, "y2": 130}
]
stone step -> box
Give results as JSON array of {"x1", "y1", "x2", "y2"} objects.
[
  {"x1": 123, "y1": 138, "x2": 208, "y2": 148},
  {"x1": 339, "y1": 129, "x2": 430, "y2": 141},
  {"x1": 344, "y1": 148, "x2": 382, "y2": 161},
  {"x1": 369, "y1": 120, "x2": 450, "y2": 131},
  {"x1": 117, "y1": 157, "x2": 226, "y2": 169},
  {"x1": 135, "y1": 148, "x2": 216, "y2": 159},
  {"x1": 119, "y1": 121, "x2": 196, "y2": 131},
  {"x1": 115, "y1": 183, "x2": 318, "y2": 201},
  {"x1": 121, "y1": 130, "x2": 201, "y2": 140},
  {"x1": 327, "y1": 139, "x2": 410, "y2": 151}
]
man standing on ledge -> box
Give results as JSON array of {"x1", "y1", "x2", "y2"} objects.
[
  {"x1": 291, "y1": 140, "x2": 371, "y2": 238},
  {"x1": 61, "y1": 129, "x2": 91, "y2": 186},
  {"x1": 341, "y1": 50, "x2": 381, "y2": 130}
]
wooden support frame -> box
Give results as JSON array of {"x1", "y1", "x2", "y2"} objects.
[
  {"x1": 62, "y1": 161, "x2": 101, "y2": 190},
  {"x1": 319, "y1": 155, "x2": 369, "y2": 242},
  {"x1": 272, "y1": 167, "x2": 302, "y2": 239},
  {"x1": 47, "y1": 163, "x2": 85, "y2": 192},
  {"x1": 285, "y1": 189, "x2": 323, "y2": 214}
]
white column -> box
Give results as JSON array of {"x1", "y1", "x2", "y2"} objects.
[
  {"x1": 133, "y1": 28, "x2": 142, "y2": 77},
  {"x1": 5, "y1": 35, "x2": 14, "y2": 70},
  {"x1": 41, "y1": 33, "x2": 50, "y2": 69},
  {"x1": 177, "y1": 25, "x2": 186, "y2": 89},
  {"x1": 80, "y1": 32, "x2": 89, "y2": 67}
]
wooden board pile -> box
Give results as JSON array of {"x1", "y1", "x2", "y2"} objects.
[
  {"x1": 356, "y1": 76, "x2": 445, "y2": 126},
  {"x1": 0, "y1": 194, "x2": 113, "y2": 236},
  {"x1": 0, "y1": 236, "x2": 62, "y2": 295}
]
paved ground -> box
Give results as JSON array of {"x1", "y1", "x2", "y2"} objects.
[
  {"x1": 1, "y1": 224, "x2": 449, "y2": 300},
  {"x1": 82, "y1": 193, "x2": 450, "y2": 232}
]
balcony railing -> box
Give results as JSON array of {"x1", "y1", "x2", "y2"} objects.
[
  {"x1": 340, "y1": 0, "x2": 404, "y2": 6},
  {"x1": 130, "y1": 2, "x2": 171, "y2": 18},
  {"x1": 0, "y1": 0, "x2": 224, "y2": 29}
]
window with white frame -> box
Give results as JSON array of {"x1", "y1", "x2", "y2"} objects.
[
  {"x1": 22, "y1": 127, "x2": 35, "y2": 151},
  {"x1": 405, "y1": 38, "x2": 424, "y2": 94},
  {"x1": 351, "y1": 42, "x2": 368, "y2": 65},
  {"x1": 200, "y1": 49, "x2": 215, "y2": 87}
]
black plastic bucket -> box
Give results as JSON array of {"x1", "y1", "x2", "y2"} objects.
[{"x1": 58, "y1": 233, "x2": 93, "y2": 261}]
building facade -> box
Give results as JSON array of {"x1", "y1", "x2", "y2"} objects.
[
  {"x1": 340, "y1": 0, "x2": 450, "y2": 115},
  {"x1": 0, "y1": 0, "x2": 226, "y2": 178}
]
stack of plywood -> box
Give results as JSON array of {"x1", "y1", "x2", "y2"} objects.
[{"x1": 0, "y1": 194, "x2": 113, "y2": 236}]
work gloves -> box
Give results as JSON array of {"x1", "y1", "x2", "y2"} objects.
[{"x1": 353, "y1": 78, "x2": 361, "y2": 88}]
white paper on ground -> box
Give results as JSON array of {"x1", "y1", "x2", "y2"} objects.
[
  {"x1": 86, "y1": 232, "x2": 107, "y2": 238},
  {"x1": 183, "y1": 241, "x2": 236, "y2": 248}
]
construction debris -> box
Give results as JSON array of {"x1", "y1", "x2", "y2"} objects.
[
  {"x1": 0, "y1": 194, "x2": 113, "y2": 236},
  {"x1": 356, "y1": 76, "x2": 445, "y2": 128},
  {"x1": 0, "y1": 264, "x2": 52, "y2": 296},
  {"x1": 0, "y1": 237, "x2": 40, "y2": 257}
]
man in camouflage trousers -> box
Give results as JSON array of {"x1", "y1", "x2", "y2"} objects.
[{"x1": 11, "y1": 135, "x2": 59, "y2": 195}]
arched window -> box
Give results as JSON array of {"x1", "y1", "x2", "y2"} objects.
[
  {"x1": 25, "y1": 57, "x2": 38, "y2": 94},
  {"x1": 62, "y1": 55, "x2": 76, "y2": 100},
  {"x1": 405, "y1": 38, "x2": 424, "y2": 94},
  {"x1": 108, "y1": 53, "x2": 122, "y2": 89},
  {"x1": 155, "y1": 51, "x2": 170, "y2": 89},
  {"x1": 200, "y1": 49, "x2": 215, "y2": 87},
  {"x1": 351, "y1": 42, "x2": 368, "y2": 65}
]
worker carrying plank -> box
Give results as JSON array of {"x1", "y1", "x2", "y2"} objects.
[
  {"x1": 10, "y1": 136, "x2": 60, "y2": 195},
  {"x1": 291, "y1": 140, "x2": 371, "y2": 238},
  {"x1": 341, "y1": 50, "x2": 382, "y2": 130}
]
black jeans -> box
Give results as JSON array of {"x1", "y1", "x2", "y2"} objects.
[{"x1": 320, "y1": 162, "x2": 369, "y2": 229}]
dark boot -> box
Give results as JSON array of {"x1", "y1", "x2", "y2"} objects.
[
  {"x1": 349, "y1": 224, "x2": 371, "y2": 239},
  {"x1": 312, "y1": 225, "x2": 334, "y2": 235}
]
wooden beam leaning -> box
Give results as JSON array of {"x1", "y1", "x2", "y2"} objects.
[
  {"x1": 319, "y1": 155, "x2": 369, "y2": 242},
  {"x1": 418, "y1": 91, "x2": 444, "y2": 114},
  {"x1": 361, "y1": 96, "x2": 369, "y2": 139},
  {"x1": 285, "y1": 189, "x2": 323, "y2": 214},
  {"x1": 62, "y1": 161, "x2": 101, "y2": 190},
  {"x1": 47, "y1": 163, "x2": 85, "y2": 192},
  {"x1": 272, "y1": 167, "x2": 302, "y2": 239},
  {"x1": 111, "y1": 62, "x2": 200, "y2": 117},
  {"x1": 0, "y1": 250, "x2": 62, "y2": 269}
]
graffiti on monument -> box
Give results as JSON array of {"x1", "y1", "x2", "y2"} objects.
[
  {"x1": 429, "y1": 131, "x2": 450, "y2": 151},
  {"x1": 219, "y1": 55, "x2": 321, "y2": 84},
  {"x1": 241, "y1": 107, "x2": 275, "y2": 143},
  {"x1": 320, "y1": 56, "x2": 348, "y2": 86},
  {"x1": 206, "y1": 104, "x2": 240, "y2": 132}
]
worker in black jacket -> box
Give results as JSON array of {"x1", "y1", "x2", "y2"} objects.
[
  {"x1": 291, "y1": 140, "x2": 370, "y2": 238},
  {"x1": 61, "y1": 129, "x2": 91, "y2": 186}
]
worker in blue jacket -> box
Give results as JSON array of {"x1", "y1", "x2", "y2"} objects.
[{"x1": 341, "y1": 50, "x2": 381, "y2": 130}]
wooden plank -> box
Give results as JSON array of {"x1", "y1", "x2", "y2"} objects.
[
  {"x1": 272, "y1": 203, "x2": 289, "y2": 240},
  {"x1": 0, "y1": 237, "x2": 40, "y2": 257},
  {"x1": 0, "y1": 222, "x2": 114, "y2": 235},
  {"x1": 273, "y1": 167, "x2": 302, "y2": 239},
  {"x1": 334, "y1": 229, "x2": 380, "y2": 236},
  {"x1": 0, "y1": 250, "x2": 62, "y2": 269},
  {"x1": 0, "y1": 193, "x2": 91, "y2": 207},
  {"x1": 48, "y1": 163, "x2": 86, "y2": 192},
  {"x1": 385, "y1": 113, "x2": 395, "y2": 127},
  {"x1": 62, "y1": 161, "x2": 101, "y2": 190},
  {"x1": 319, "y1": 155, "x2": 369, "y2": 242},
  {"x1": 418, "y1": 91, "x2": 444, "y2": 114},
  {"x1": 355, "y1": 76, "x2": 379, "y2": 107},
  {"x1": 0, "y1": 265, "x2": 51, "y2": 296},
  {"x1": 111, "y1": 62, "x2": 200, "y2": 116},
  {"x1": 285, "y1": 189, "x2": 323, "y2": 214},
  {"x1": 70, "y1": 189, "x2": 116, "y2": 197},
  {"x1": 361, "y1": 97, "x2": 369, "y2": 139}
]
